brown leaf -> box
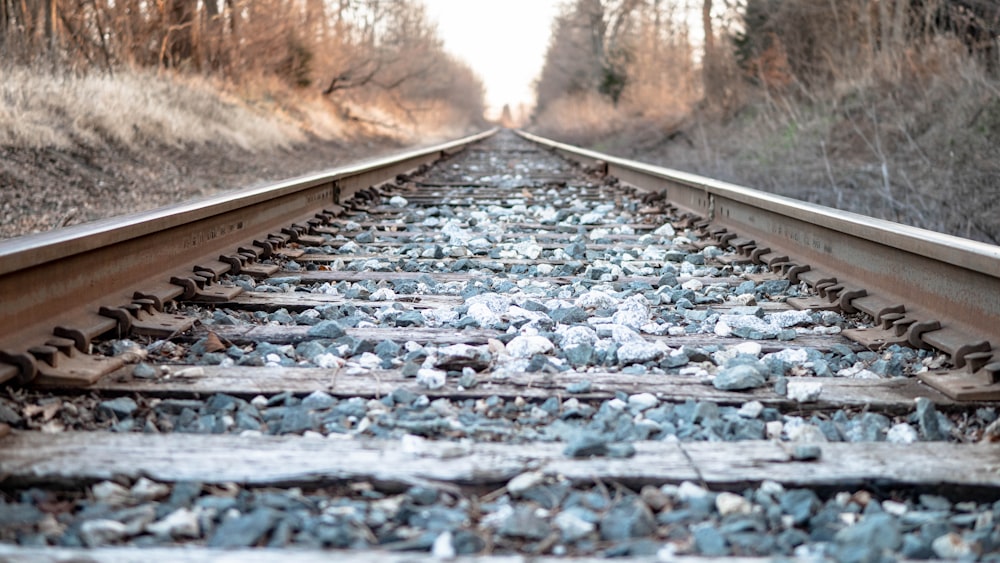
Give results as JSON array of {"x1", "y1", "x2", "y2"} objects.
[
  {"x1": 204, "y1": 331, "x2": 226, "y2": 354},
  {"x1": 42, "y1": 400, "x2": 62, "y2": 422}
]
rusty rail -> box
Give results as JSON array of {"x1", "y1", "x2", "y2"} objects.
[
  {"x1": 0, "y1": 129, "x2": 497, "y2": 385},
  {"x1": 518, "y1": 130, "x2": 1000, "y2": 400}
]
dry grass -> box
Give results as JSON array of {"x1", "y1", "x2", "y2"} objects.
[
  {"x1": 681, "y1": 38, "x2": 1000, "y2": 244},
  {"x1": 533, "y1": 36, "x2": 1000, "y2": 244},
  {"x1": 0, "y1": 64, "x2": 475, "y2": 154},
  {"x1": 0, "y1": 66, "x2": 313, "y2": 151}
]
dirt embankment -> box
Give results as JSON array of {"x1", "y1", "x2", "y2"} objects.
[
  {"x1": 0, "y1": 137, "x2": 407, "y2": 240},
  {"x1": 0, "y1": 67, "x2": 474, "y2": 241}
]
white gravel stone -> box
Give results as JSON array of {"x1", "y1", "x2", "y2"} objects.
[
  {"x1": 617, "y1": 340, "x2": 665, "y2": 364},
  {"x1": 558, "y1": 325, "x2": 599, "y2": 349},
  {"x1": 356, "y1": 352, "x2": 382, "y2": 369},
  {"x1": 146, "y1": 508, "x2": 201, "y2": 539},
  {"x1": 640, "y1": 323, "x2": 673, "y2": 336},
  {"x1": 388, "y1": 195, "x2": 408, "y2": 207},
  {"x1": 507, "y1": 471, "x2": 546, "y2": 497},
  {"x1": 606, "y1": 398, "x2": 627, "y2": 411},
  {"x1": 575, "y1": 290, "x2": 619, "y2": 309},
  {"x1": 712, "y1": 342, "x2": 763, "y2": 364},
  {"x1": 887, "y1": 422, "x2": 919, "y2": 444},
  {"x1": 933, "y1": 533, "x2": 976, "y2": 558},
  {"x1": 441, "y1": 220, "x2": 472, "y2": 244},
  {"x1": 369, "y1": 287, "x2": 396, "y2": 301},
  {"x1": 628, "y1": 393, "x2": 659, "y2": 411},
  {"x1": 611, "y1": 295, "x2": 650, "y2": 330},
  {"x1": 416, "y1": 368, "x2": 447, "y2": 389},
  {"x1": 467, "y1": 302, "x2": 501, "y2": 327},
  {"x1": 432, "y1": 530, "x2": 456, "y2": 559},
  {"x1": 882, "y1": 500, "x2": 909, "y2": 516},
  {"x1": 609, "y1": 324, "x2": 645, "y2": 344},
  {"x1": 653, "y1": 223, "x2": 676, "y2": 236},
  {"x1": 80, "y1": 519, "x2": 129, "y2": 546},
  {"x1": 641, "y1": 247, "x2": 667, "y2": 261},
  {"x1": 677, "y1": 481, "x2": 708, "y2": 500},
  {"x1": 130, "y1": 477, "x2": 170, "y2": 502},
  {"x1": 506, "y1": 306, "x2": 549, "y2": 325},
  {"x1": 737, "y1": 400, "x2": 764, "y2": 418},
  {"x1": 422, "y1": 309, "x2": 459, "y2": 327},
  {"x1": 681, "y1": 279, "x2": 703, "y2": 291},
  {"x1": 785, "y1": 421, "x2": 828, "y2": 442},
  {"x1": 588, "y1": 228, "x2": 610, "y2": 240},
  {"x1": 715, "y1": 492, "x2": 753, "y2": 516},
  {"x1": 506, "y1": 335, "x2": 554, "y2": 358},
  {"x1": 760, "y1": 480, "x2": 785, "y2": 496},
  {"x1": 764, "y1": 348, "x2": 809, "y2": 364},
  {"x1": 717, "y1": 314, "x2": 778, "y2": 334},
  {"x1": 766, "y1": 421, "x2": 783, "y2": 439},
  {"x1": 513, "y1": 240, "x2": 543, "y2": 260},
  {"x1": 554, "y1": 510, "x2": 595, "y2": 541},
  {"x1": 679, "y1": 366, "x2": 708, "y2": 377},
  {"x1": 91, "y1": 481, "x2": 131, "y2": 507},
  {"x1": 314, "y1": 353, "x2": 345, "y2": 370},
  {"x1": 467, "y1": 292, "x2": 511, "y2": 313},
  {"x1": 786, "y1": 380, "x2": 823, "y2": 402},
  {"x1": 768, "y1": 310, "x2": 814, "y2": 327},
  {"x1": 729, "y1": 293, "x2": 757, "y2": 306},
  {"x1": 714, "y1": 319, "x2": 733, "y2": 337}
]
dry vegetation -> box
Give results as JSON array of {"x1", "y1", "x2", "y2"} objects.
[
  {"x1": 531, "y1": 0, "x2": 1000, "y2": 244},
  {"x1": 0, "y1": 0, "x2": 487, "y2": 239}
]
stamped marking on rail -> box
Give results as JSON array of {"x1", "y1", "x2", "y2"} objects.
[
  {"x1": 182, "y1": 220, "x2": 246, "y2": 249},
  {"x1": 306, "y1": 187, "x2": 334, "y2": 204},
  {"x1": 771, "y1": 222, "x2": 832, "y2": 254}
]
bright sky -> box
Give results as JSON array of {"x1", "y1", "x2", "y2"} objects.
[{"x1": 422, "y1": 0, "x2": 563, "y2": 121}]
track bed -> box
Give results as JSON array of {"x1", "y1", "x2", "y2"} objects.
[{"x1": 1, "y1": 131, "x2": 999, "y2": 561}]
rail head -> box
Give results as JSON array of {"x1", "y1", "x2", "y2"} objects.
[
  {"x1": 518, "y1": 129, "x2": 1000, "y2": 396},
  {"x1": 0, "y1": 128, "x2": 497, "y2": 384}
]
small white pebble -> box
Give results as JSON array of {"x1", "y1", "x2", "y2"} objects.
[
  {"x1": 766, "y1": 420, "x2": 783, "y2": 440},
  {"x1": 737, "y1": 400, "x2": 764, "y2": 418},
  {"x1": 677, "y1": 481, "x2": 707, "y2": 500},
  {"x1": 787, "y1": 380, "x2": 823, "y2": 402},
  {"x1": 715, "y1": 492, "x2": 752, "y2": 516},
  {"x1": 882, "y1": 500, "x2": 909, "y2": 516},
  {"x1": 681, "y1": 279, "x2": 703, "y2": 291},
  {"x1": 431, "y1": 530, "x2": 455, "y2": 559},
  {"x1": 887, "y1": 422, "x2": 919, "y2": 444}
]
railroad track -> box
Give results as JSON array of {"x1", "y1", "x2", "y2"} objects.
[{"x1": 1, "y1": 129, "x2": 999, "y2": 561}]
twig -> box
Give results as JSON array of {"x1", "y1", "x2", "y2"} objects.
[{"x1": 55, "y1": 207, "x2": 78, "y2": 229}]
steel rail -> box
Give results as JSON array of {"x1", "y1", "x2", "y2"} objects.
[
  {"x1": 0, "y1": 129, "x2": 498, "y2": 384},
  {"x1": 518, "y1": 130, "x2": 1000, "y2": 400}
]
